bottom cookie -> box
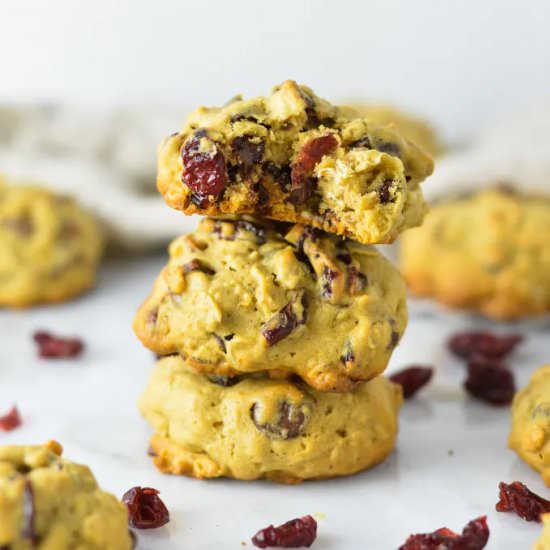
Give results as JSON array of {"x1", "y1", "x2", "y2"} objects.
[
  {"x1": 0, "y1": 441, "x2": 133, "y2": 549},
  {"x1": 509, "y1": 365, "x2": 550, "y2": 487},
  {"x1": 139, "y1": 356, "x2": 403, "y2": 483}
]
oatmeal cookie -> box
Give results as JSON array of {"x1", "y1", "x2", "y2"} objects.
[
  {"x1": 400, "y1": 187, "x2": 550, "y2": 319},
  {"x1": 140, "y1": 355, "x2": 403, "y2": 483},
  {"x1": 157, "y1": 80, "x2": 433, "y2": 244},
  {"x1": 0, "y1": 178, "x2": 104, "y2": 307},
  {"x1": 133, "y1": 217, "x2": 407, "y2": 392},
  {"x1": 0, "y1": 441, "x2": 133, "y2": 549}
]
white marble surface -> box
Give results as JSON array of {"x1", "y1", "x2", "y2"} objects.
[{"x1": 1, "y1": 255, "x2": 549, "y2": 549}]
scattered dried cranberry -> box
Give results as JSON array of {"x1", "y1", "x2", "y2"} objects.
[
  {"x1": 398, "y1": 516, "x2": 489, "y2": 550},
  {"x1": 33, "y1": 331, "x2": 84, "y2": 358},
  {"x1": 390, "y1": 367, "x2": 434, "y2": 399},
  {"x1": 464, "y1": 355, "x2": 515, "y2": 405},
  {"x1": 448, "y1": 331, "x2": 523, "y2": 360},
  {"x1": 251, "y1": 515, "x2": 317, "y2": 548},
  {"x1": 122, "y1": 487, "x2": 170, "y2": 529},
  {"x1": 0, "y1": 405, "x2": 22, "y2": 432},
  {"x1": 496, "y1": 481, "x2": 550, "y2": 522},
  {"x1": 182, "y1": 129, "x2": 228, "y2": 203},
  {"x1": 291, "y1": 135, "x2": 338, "y2": 203}
]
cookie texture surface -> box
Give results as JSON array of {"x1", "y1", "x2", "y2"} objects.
[
  {"x1": 0, "y1": 179, "x2": 105, "y2": 307},
  {"x1": 400, "y1": 187, "x2": 550, "y2": 319},
  {"x1": 157, "y1": 80, "x2": 433, "y2": 245},
  {"x1": 348, "y1": 104, "x2": 442, "y2": 157},
  {"x1": 140, "y1": 355, "x2": 403, "y2": 483},
  {"x1": 534, "y1": 514, "x2": 550, "y2": 550},
  {"x1": 0, "y1": 441, "x2": 132, "y2": 549},
  {"x1": 509, "y1": 365, "x2": 550, "y2": 487},
  {"x1": 133, "y1": 217, "x2": 407, "y2": 392}
]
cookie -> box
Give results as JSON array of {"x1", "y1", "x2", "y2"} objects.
[
  {"x1": 140, "y1": 355, "x2": 403, "y2": 483},
  {"x1": 399, "y1": 187, "x2": 550, "y2": 319},
  {"x1": 0, "y1": 178, "x2": 105, "y2": 307},
  {"x1": 133, "y1": 217, "x2": 407, "y2": 392},
  {"x1": 0, "y1": 441, "x2": 133, "y2": 549},
  {"x1": 347, "y1": 104, "x2": 442, "y2": 157},
  {"x1": 509, "y1": 365, "x2": 550, "y2": 487},
  {"x1": 157, "y1": 80, "x2": 434, "y2": 245},
  {"x1": 534, "y1": 514, "x2": 550, "y2": 550}
]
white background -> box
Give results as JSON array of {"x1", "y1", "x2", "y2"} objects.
[{"x1": 1, "y1": 0, "x2": 550, "y2": 143}]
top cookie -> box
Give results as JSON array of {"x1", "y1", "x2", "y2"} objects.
[
  {"x1": 157, "y1": 80, "x2": 434, "y2": 244},
  {"x1": 0, "y1": 441, "x2": 132, "y2": 549},
  {"x1": 400, "y1": 186, "x2": 550, "y2": 320},
  {"x1": 0, "y1": 178, "x2": 105, "y2": 307}
]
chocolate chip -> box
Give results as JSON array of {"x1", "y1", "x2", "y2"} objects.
[
  {"x1": 378, "y1": 179, "x2": 394, "y2": 204},
  {"x1": 340, "y1": 341, "x2": 355, "y2": 366},
  {"x1": 212, "y1": 333, "x2": 226, "y2": 353},
  {"x1": 250, "y1": 400, "x2": 309, "y2": 440},
  {"x1": 182, "y1": 259, "x2": 215, "y2": 275},
  {"x1": 387, "y1": 330, "x2": 400, "y2": 350},
  {"x1": 224, "y1": 333, "x2": 235, "y2": 341},
  {"x1": 377, "y1": 141, "x2": 401, "y2": 156},
  {"x1": 336, "y1": 252, "x2": 352, "y2": 265},
  {"x1": 347, "y1": 266, "x2": 368, "y2": 294},
  {"x1": 264, "y1": 162, "x2": 291, "y2": 190},
  {"x1": 208, "y1": 375, "x2": 242, "y2": 387},
  {"x1": 320, "y1": 266, "x2": 339, "y2": 300},
  {"x1": 261, "y1": 291, "x2": 307, "y2": 346},
  {"x1": 190, "y1": 192, "x2": 209, "y2": 208},
  {"x1": 235, "y1": 220, "x2": 266, "y2": 243},
  {"x1": 350, "y1": 135, "x2": 372, "y2": 149},
  {"x1": 232, "y1": 135, "x2": 265, "y2": 173}
]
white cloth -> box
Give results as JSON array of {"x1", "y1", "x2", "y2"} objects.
[
  {"x1": 0, "y1": 104, "x2": 196, "y2": 250},
  {"x1": 424, "y1": 102, "x2": 550, "y2": 201}
]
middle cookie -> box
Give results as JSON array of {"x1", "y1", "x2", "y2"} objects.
[{"x1": 134, "y1": 217, "x2": 407, "y2": 392}]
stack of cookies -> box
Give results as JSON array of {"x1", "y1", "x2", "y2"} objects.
[{"x1": 133, "y1": 81, "x2": 434, "y2": 483}]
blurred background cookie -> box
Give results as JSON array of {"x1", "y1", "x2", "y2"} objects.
[
  {"x1": 399, "y1": 186, "x2": 550, "y2": 320},
  {"x1": 0, "y1": 177, "x2": 105, "y2": 307}
]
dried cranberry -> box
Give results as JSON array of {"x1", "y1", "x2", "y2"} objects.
[
  {"x1": 33, "y1": 331, "x2": 84, "y2": 358},
  {"x1": 0, "y1": 405, "x2": 22, "y2": 432},
  {"x1": 122, "y1": 487, "x2": 170, "y2": 529},
  {"x1": 261, "y1": 292, "x2": 307, "y2": 346},
  {"x1": 390, "y1": 367, "x2": 434, "y2": 399},
  {"x1": 398, "y1": 516, "x2": 489, "y2": 550},
  {"x1": 182, "y1": 130, "x2": 228, "y2": 200},
  {"x1": 251, "y1": 515, "x2": 317, "y2": 548},
  {"x1": 291, "y1": 135, "x2": 338, "y2": 203},
  {"x1": 232, "y1": 135, "x2": 265, "y2": 173},
  {"x1": 448, "y1": 331, "x2": 523, "y2": 360},
  {"x1": 464, "y1": 356, "x2": 515, "y2": 405},
  {"x1": 251, "y1": 401, "x2": 309, "y2": 440},
  {"x1": 496, "y1": 481, "x2": 550, "y2": 522}
]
